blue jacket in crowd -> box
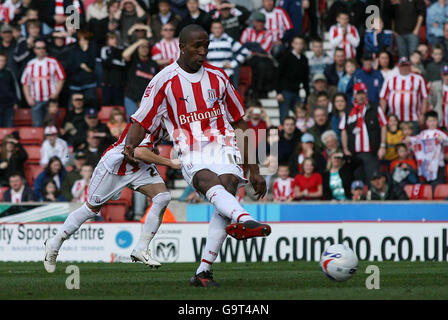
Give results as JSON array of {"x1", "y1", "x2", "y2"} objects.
[
  {"x1": 346, "y1": 68, "x2": 384, "y2": 106},
  {"x1": 364, "y1": 29, "x2": 393, "y2": 54}
]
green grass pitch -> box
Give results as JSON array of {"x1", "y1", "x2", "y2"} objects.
[{"x1": 0, "y1": 261, "x2": 447, "y2": 300}]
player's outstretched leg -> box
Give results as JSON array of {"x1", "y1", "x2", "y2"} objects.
[
  {"x1": 44, "y1": 203, "x2": 98, "y2": 273},
  {"x1": 205, "y1": 184, "x2": 271, "y2": 240},
  {"x1": 190, "y1": 210, "x2": 228, "y2": 287},
  {"x1": 131, "y1": 191, "x2": 171, "y2": 268}
]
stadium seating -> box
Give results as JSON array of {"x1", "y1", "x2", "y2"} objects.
[
  {"x1": 0, "y1": 186, "x2": 8, "y2": 201},
  {"x1": 434, "y1": 184, "x2": 448, "y2": 200},
  {"x1": 18, "y1": 127, "x2": 44, "y2": 145},
  {"x1": 101, "y1": 203, "x2": 128, "y2": 221},
  {"x1": 14, "y1": 109, "x2": 33, "y2": 126},
  {"x1": 25, "y1": 164, "x2": 42, "y2": 186},
  {"x1": 238, "y1": 66, "x2": 252, "y2": 101},
  {"x1": 0, "y1": 128, "x2": 17, "y2": 142},
  {"x1": 156, "y1": 144, "x2": 173, "y2": 181},
  {"x1": 24, "y1": 145, "x2": 41, "y2": 164},
  {"x1": 445, "y1": 165, "x2": 448, "y2": 183},
  {"x1": 98, "y1": 106, "x2": 126, "y2": 123},
  {"x1": 404, "y1": 184, "x2": 433, "y2": 200}
]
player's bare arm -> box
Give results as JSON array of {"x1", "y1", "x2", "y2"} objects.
[
  {"x1": 123, "y1": 121, "x2": 147, "y2": 165},
  {"x1": 134, "y1": 147, "x2": 181, "y2": 169},
  {"x1": 231, "y1": 118, "x2": 267, "y2": 199}
]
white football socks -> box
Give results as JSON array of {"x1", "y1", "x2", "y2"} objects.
[
  {"x1": 205, "y1": 185, "x2": 255, "y2": 224},
  {"x1": 196, "y1": 210, "x2": 229, "y2": 275},
  {"x1": 135, "y1": 192, "x2": 171, "y2": 251},
  {"x1": 49, "y1": 203, "x2": 97, "y2": 251}
]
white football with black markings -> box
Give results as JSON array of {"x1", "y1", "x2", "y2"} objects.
[{"x1": 320, "y1": 244, "x2": 358, "y2": 282}]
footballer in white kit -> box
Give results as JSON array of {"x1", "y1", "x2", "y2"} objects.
[
  {"x1": 123, "y1": 24, "x2": 271, "y2": 287},
  {"x1": 43, "y1": 123, "x2": 180, "y2": 273}
]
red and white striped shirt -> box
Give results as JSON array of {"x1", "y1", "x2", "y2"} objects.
[
  {"x1": 328, "y1": 23, "x2": 360, "y2": 59},
  {"x1": 0, "y1": 4, "x2": 10, "y2": 24},
  {"x1": 339, "y1": 103, "x2": 388, "y2": 153},
  {"x1": 440, "y1": 84, "x2": 448, "y2": 128},
  {"x1": 71, "y1": 179, "x2": 89, "y2": 203},
  {"x1": 380, "y1": 72, "x2": 428, "y2": 122},
  {"x1": 131, "y1": 62, "x2": 245, "y2": 161},
  {"x1": 240, "y1": 27, "x2": 274, "y2": 54},
  {"x1": 101, "y1": 123, "x2": 166, "y2": 176},
  {"x1": 272, "y1": 177, "x2": 294, "y2": 201},
  {"x1": 260, "y1": 7, "x2": 293, "y2": 42},
  {"x1": 20, "y1": 56, "x2": 66, "y2": 102},
  {"x1": 151, "y1": 38, "x2": 180, "y2": 64}
]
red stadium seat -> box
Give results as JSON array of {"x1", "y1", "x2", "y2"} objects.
[
  {"x1": 25, "y1": 164, "x2": 42, "y2": 186},
  {"x1": 156, "y1": 165, "x2": 168, "y2": 182},
  {"x1": 156, "y1": 145, "x2": 173, "y2": 182},
  {"x1": 14, "y1": 109, "x2": 33, "y2": 126},
  {"x1": 18, "y1": 127, "x2": 44, "y2": 145},
  {"x1": 434, "y1": 184, "x2": 448, "y2": 200},
  {"x1": 24, "y1": 145, "x2": 41, "y2": 164},
  {"x1": 445, "y1": 165, "x2": 448, "y2": 183},
  {"x1": 98, "y1": 106, "x2": 126, "y2": 123},
  {"x1": 101, "y1": 203, "x2": 128, "y2": 221},
  {"x1": 0, "y1": 186, "x2": 8, "y2": 201},
  {"x1": 120, "y1": 187, "x2": 133, "y2": 208},
  {"x1": 0, "y1": 128, "x2": 17, "y2": 142},
  {"x1": 238, "y1": 66, "x2": 252, "y2": 101},
  {"x1": 404, "y1": 184, "x2": 433, "y2": 200}
]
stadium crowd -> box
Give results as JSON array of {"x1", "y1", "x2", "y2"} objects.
[{"x1": 2, "y1": 0, "x2": 448, "y2": 209}]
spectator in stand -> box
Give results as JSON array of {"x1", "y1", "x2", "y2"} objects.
[
  {"x1": 245, "y1": 101, "x2": 270, "y2": 150},
  {"x1": 410, "y1": 50, "x2": 425, "y2": 75},
  {"x1": 21, "y1": 39, "x2": 65, "y2": 127},
  {"x1": 289, "y1": 132, "x2": 326, "y2": 177},
  {"x1": 392, "y1": 0, "x2": 425, "y2": 59},
  {"x1": 208, "y1": 0, "x2": 251, "y2": 41},
  {"x1": 0, "y1": 52, "x2": 20, "y2": 128},
  {"x1": 326, "y1": 0, "x2": 367, "y2": 33},
  {"x1": 71, "y1": 164, "x2": 93, "y2": 203},
  {"x1": 350, "y1": 180, "x2": 365, "y2": 201},
  {"x1": 346, "y1": 52, "x2": 384, "y2": 106},
  {"x1": 122, "y1": 38, "x2": 159, "y2": 118},
  {"x1": 207, "y1": 19, "x2": 250, "y2": 89},
  {"x1": 61, "y1": 150, "x2": 87, "y2": 201},
  {"x1": 42, "y1": 180, "x2": 65, "y2": 202},
  {"x1": 0, "y1": 24, "x2": 19, "y2": 76},
  {"x1": 2, "y1": 173, "x2": 35, "y2": 203},
  {"x1": 385, "y1": 114, "x2": 404, "y2": 163},
  {"x1": 272, "y1": 164, "x2": 294, "y2": 202},
  {"x1": 328, "y1": 11, "x2": 360, "y2": 60},
  {"x1": 310, "y1": 92, "x2": 332, "y2": 114},
  {"x1": 390, "y1": 143, "x2": 418, "y2": 187},
  {"x1": 18, "y1": 7, "x2": 38, "y2": 37},
  {"x1": 40, "y1": 125, "x2": 69, "y2": 168},
  {"x1": 83, "y1": 128, "x2": 107, "y2": 167},
  {"x1": 308, "y1": 106, "x2": 331, "y2": 152},
  {"x1": 324, "y1": 48, "x2": 346, "y2": 88},
  {"x1": 150, "y1": 0, "x2": 182, "y2": 42},
  {"x1": 323, "y1": 149, "x2": 353, "y2": 201},
  {"x1": 293, "y1": 157, "x2": 323, "y2": 201},
  {"x1": 61, "y1": 93, "x2": 86, "y2": 147},
  {"x1": 42, "y1": 99, "x2": 65, "y2": 130},
  {"x1": 151, "y1": 22, "x2": 180, "y2": 69},
  {"x1": 294, "y1": 103, "x2": 314, "y2": 133},
  {"x1": 34, "y1": 156, "x2": 66, "y2": 202},
  {"x1": 107, "y1": 107, "x2": 128, "y2": 139},
  {"x1": 278, "y1": 0, "x2": 305, "y2": 37},
  {"x1": 417, "y1": 43, "x2": 431, "y2": 66},
  {"x1": 278, "y1": 116, "x2": 301, "y2": 164},
  {"x1": 13, "y1": 19, "x2": 41, "y2": 73},
  {"x1": 337, "y1": 58, "x2": 357, "y2": 95},
  {"x1": 114, "y1": 0, "x2": 147, "y2": 46},
  {"x1": 276, "y1": 36, "x2": 309, "y2": 123},
  {"x1": 364, "y1": 16, "x2": 392, "y2": 55},
  {"x1": 76, "y1": 107, "x2": 115, "y2": 152},
  {"x1": 127, "y1": 21, "x2": 152, "y2": 44},
  {"x1": 330, "y1": 93, "x2": 347, "y2": 142},
  {"x1": 442, "y1": 23, "x2": 448, "y2": 62},
  {"x1": 380, "y1": 57, "x2": 428, "y2": 133},
  {"x1": 307, "y1": 74, "x2": 337, "y2": 111},
  {"x1": 65, "y1": 30, "x2": 97, "y2": 101},
  {"x1": 308, "y1": 38, "x2": 332, "y2": 86},
  {"x1": 404, "y1": 111, "x2": 448, "y2": 188},
  {"x1": 179, "y1": 0, "x2": 212, "y2": 32},
  {"x1": 100, "y1": 32, "x2": 126, "y2": 106},
  {"x1": 321, "y1": 130, "x2": 339, "y2": 161},
  {"x1": 366, "y1": 170, "x2": 408, "y2": 201},
  {"x1": 240, "y1": 12, "x2": 275, "y2": 99},
  {"x1": 47, "y1": 32, "x2": 71, "y2": 69},
  {"x1": 430, "y1": 65, "x2": 448, "y2": 126},
  {"x1": 107, "y1": 0, "x2": 121, "y2": 37},
  {"x1": 259, "y1": 0, "x2": 293, "y2": 57},
  {"x1": 377, "y1": 50, "x2": 396, "y2": 83},
  {"x1": 426, "y1": 0, "x2": 448, "y2": 47},
  {"x1": 0, "y1": 133, "x2": 28, "y2": 187},
  {"x1": 86, "y1": 0, "x2": 109, "y2": 49},
  {"x1": 341, "y1": 82, "x2": 388, "y2": 184},
  {"x1": 425, "y1": 45, "x2": 444, "y2": 83},
  {"x1": 3, "y1": 0, "x2": 23, "y2": 23}
]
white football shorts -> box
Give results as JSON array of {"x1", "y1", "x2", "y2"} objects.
[{"x1": 87, "y1": 160, "x2": 164, "y2": 206}]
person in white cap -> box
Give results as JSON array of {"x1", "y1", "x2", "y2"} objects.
[{"x1": 40, "y1": 126, "x2": 69, "y2": 168}]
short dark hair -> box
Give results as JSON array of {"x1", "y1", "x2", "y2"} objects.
[
  {"x1": 317, "y1": 92, "x2": 329, "y2": 99},
  {"x1": 282, "y1": 116, "x2": 295, "y2": 125},
  {"x1": 210, "y1": 19, "x2": 222, "y2": 27},
  {"x1": 395, "y1": 143, "x2": 407, "y2": 152},
  {"x1": 247, "y1": 99, "x2": 262, "y2": 108},
  {"x1": 179, "y1": 24, "x2": 207, "y2": 45},
  {"x1": 337, "y1": 11, "x2": 349, "y2": 18},
  {"x1": 425, "y1": 110, "x2": 439, "y2": 121}
]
